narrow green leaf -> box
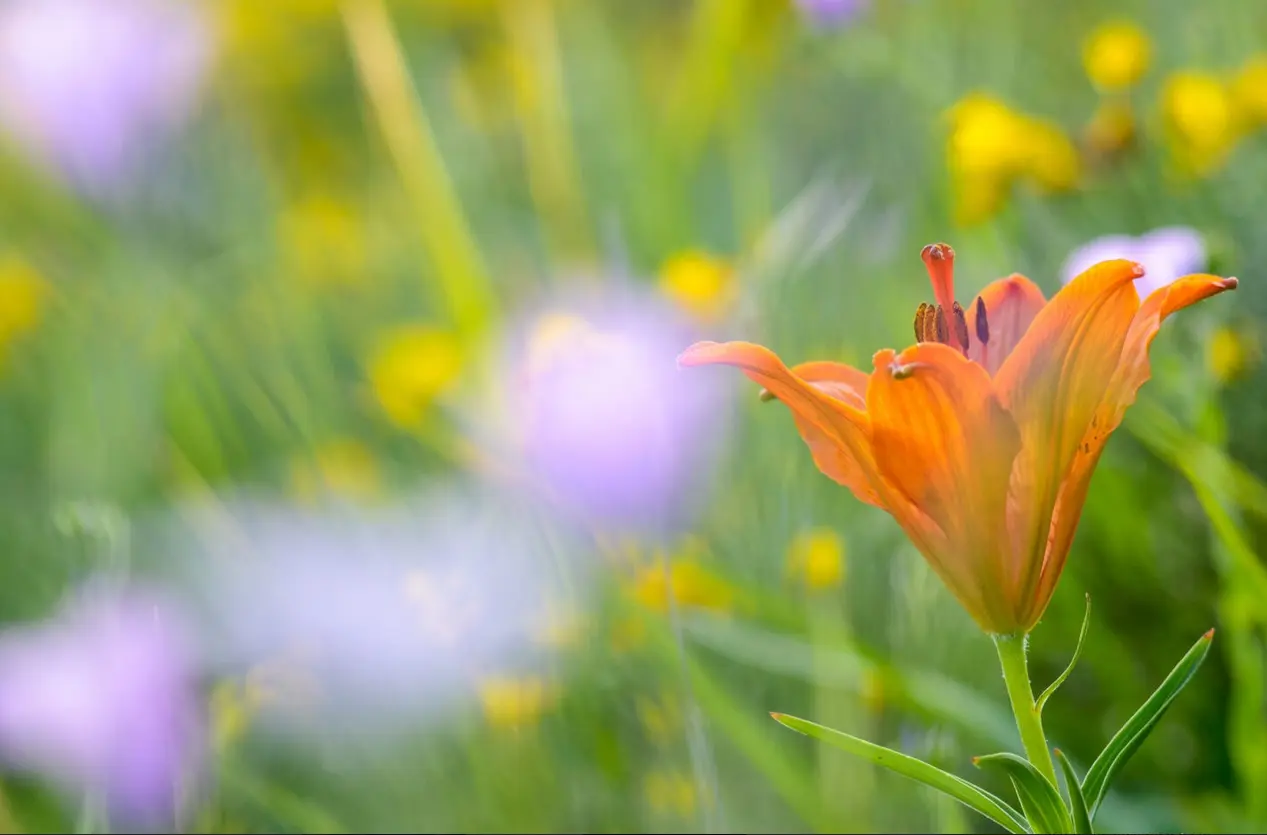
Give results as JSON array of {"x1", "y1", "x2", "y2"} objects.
[
  {"x1": 1053, "y1": 749, "x2": 1093, "y2": 834},
  {"x1": 1082, "y1": 629, "x2": 1215, "y2": 818},
  {"x1": 772, "y1": 713, "x2": 1029, "y2": 834},
  {"x1": 974, "y1": 752, "x2": 1072, "y2": 835},
  {"x1": 1036, "y1": 594, "x2": 1091, "y2": 714}
]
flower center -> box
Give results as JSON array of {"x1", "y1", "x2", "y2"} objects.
[{"x1": 913, "y1": 243, "x2": 989, "y2": 358}]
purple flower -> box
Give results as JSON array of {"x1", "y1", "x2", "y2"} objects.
[
  {"x1": 493, "y1": 285, "x2": 732, "y2": 533},
  {"x1": 1060, "y1": 226, "x2": 1207, "y2": 298},
  {"x1": 795, "y1": 0, "x2": 869, "y2": 27},
  {"x1": 0, "y1": 0, "x2": 213, "y2": 198},
  {"x1": 0, "y1": 587, "x2": 200, "y2": 827}
]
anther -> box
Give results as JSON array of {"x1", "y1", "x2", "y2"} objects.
[
  {"x1": 974, "y1": 296, "x2": 989, "y2": 344},
  {"x1": 913, "y1": 302, "x2": 929, "y2": 343},
  {"x1": 934, "y1": 305, "x2": 948, "y2": 344},
  {"x1": 952, "y1": 302, "x2": 970, "y2": 354}
]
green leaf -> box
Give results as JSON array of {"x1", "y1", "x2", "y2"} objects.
[
  {"x1": 1053, "y1": 749, "x2": 1093, "y2": 834},
  {"x1": 1082, "y1": 629, "x2": 1216, "y2": 818},
  {"x1": 973, "y1": 752, "x2": 1071, "y2": 834},
  {"x1": 771, "y1": 713, "x2": 1029, "y2": 834},
  {"x1": 1035, "y1": 594, "x2": 1091, "y2": 714}
]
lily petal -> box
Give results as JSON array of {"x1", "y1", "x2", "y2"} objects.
[
  {"x1": 869, "y1": 343, "x2": 1021, "y2": 632},
  {"x1": 966, "y1": 274, "x2": 1047, "y2": 375},
  {"x1": 1021, "y1": 273, "x2": 1238, "y2": 625},
  {"x1": 678, "y1": 341, "x2": 883, "y2": 507},
  {"x1": 994, "y1": 259, "x2": 1143, "y2": 612},
  {"x1": 786, "y1": 360, "x2": 870, "y2": 409}
]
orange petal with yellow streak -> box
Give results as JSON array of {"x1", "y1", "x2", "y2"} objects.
[
  {"x1": 678, "y1": 341, "x2": 883, "y2": 508},
  {"x1": 1020, "y1": 273, "x2": 1238, "y2": 629},
  {"x1": 868, "y1": 343, "x2": 1022, "y2": 633},
  {"x1": 993, "y1": 258, "x2": 1144, "y2": 617},
  {"x1": 966, "y1": 274, "x2": 1047, "y2": 376}
]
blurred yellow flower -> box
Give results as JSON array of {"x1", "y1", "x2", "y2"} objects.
[
  {"x1": 279, "y1": 194, "x2": 369, "y2": 288},
  {"x1": 1231, "y1": 56, "x2": 1267, "y2": 128},
  {"x1": 368, "y1": 324, "x2": 464, "y2": 426},
  {"x1": 1083, "y1": 21, "x2": 1152, "y2": 92},
  {"x1": 0, "y1": 255, "x2": 46, "y2": 352},
  {"x1": 658, "y1": 250, "x2": 737, "y2": 323},
  {"x1": 643, "y1": 770, "x2": 701, "y2": 817},
  {"x1": 290, "y1": 438, "x2": 381, "y2": 503},
  {"x1": 478, "y1": 675, "x2": 560, "y2": 729},
  {"x1": 630, "y1": 545, "x2": 735, "y2": 615},
  {"x1": 635, "y1": 693, "x2": 683, "y2": 746},
  {"x1": 1162, "y1": 71, "x2": 1241, "y2": 176},
  {"x1": 218, "y1": 0, "x2": 342, "y2": 93},
  {"x1": 947, "y1": 94, "x2": 1079, "y2": 224},
  {"x1": 1207, "y1": 325, "x2": 1260, "y2": 384},
  {"x1": 786, "y1": 527, "x2": 846, "y2": 591},
  {"x1": 1085, "y1": 99, "x2": 1138, "y2": 158}
]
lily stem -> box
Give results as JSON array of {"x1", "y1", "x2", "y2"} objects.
[{"x1": 993, "y1": 633, "x2": 1058, "y2": 786}]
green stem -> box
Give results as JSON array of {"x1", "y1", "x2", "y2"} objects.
[{"x1": 993, "y1": 633, "x2": 1058, "y2": 786}]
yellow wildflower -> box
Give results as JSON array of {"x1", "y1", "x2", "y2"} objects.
[
  {"x1": 1082, "y1": 21, "x2": 1152, "y2": 92},
  {"x1": 0, "y1": 255, "x2": 47, "y2": 359},
  {"x1": 279, "y1": 194, "x2": 368, "y2": 288},
  {"x1": 630, "y1": 556, "x2": 735, "y2": 615},
  {"x1": 1231, "y1": 56, "x2": 1267, "y2": 128},
  {"x1": 786, "y1": 527, "x2": 846, "y2": 591},
  {"x1": 635, "y1": 693, "x2": 682, "y2": 745},
  {"x1": 644, "y1": 770, "x2": 700, "y2": 817},
  {"x1": 368, "y1": 324, "x2": 464, "y2": 426},
  {"x1": 1207, "y1": 325, "x2": 1259, "y2": 384},
  {"x1": 478, "y1": 675, "x2": 560, "y2": 729},
  {"x1": 217, "y1": 0, "x2": 342, "y2": 93},
  {"x1": 658, "y1": 250, "x2": 737, "y2": 323},
  {"x1": 1085, "y1": 99, "x2": 1137, "y2": 158},
  {"x1": 1021, "y1": 119, "x2": 1082, "y2": 192},
  {"x1": 1162, "y1": 71, "x2": 1241, "y2": 176},
  {"x1": 290, "y1": 438, "x2": 381, "y2": 503}
]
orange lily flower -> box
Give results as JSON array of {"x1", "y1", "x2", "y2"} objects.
[{"x1": 679, "y1": 244, "x2": 1237, "y2": 635}]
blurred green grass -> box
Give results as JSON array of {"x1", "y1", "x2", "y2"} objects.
[{"x1": 0, "y1": 0, "x2": 1265, "y2": 832}]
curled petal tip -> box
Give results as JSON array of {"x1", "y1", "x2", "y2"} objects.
[
  {"x1": 1130, "y1": 261, "x2": 1146, "y2": 278},
  {"x1": 1220, "y1": 276, "x2": 1239, "y2": 289},
  {"x1": 676, "y1": 341, "x2": 721, "y2": 368}
]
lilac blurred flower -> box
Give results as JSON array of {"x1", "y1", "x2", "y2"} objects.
[
  {"x1": 0, "y1": 587, "x2": 200, "y2": 828},
  {"x1": 0, "y1": 0, "x2": 213, "y2": 197},
  {"x1": 168, "y1": 491, "x2": 576, "y2": 734},
  {"x1": 492, "y1": 285, "x2": 732, "y2": 533},
  {"x1": 1060, "y1": 226, "x2": 1207, "y2": 298},
  {"x1": 795, "y1": 0, "x2": 869, "y2": 27}
]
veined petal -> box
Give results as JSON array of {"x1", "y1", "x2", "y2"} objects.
[
  {"x1": 787, "y1": 360, "x2": 870, "y2": 409},
  {"x1": 966, "y1": 274, "x2": 1047, "y2": 375},
  {"x1": 868, "y1": 343, "x2": 1022, "y2": 632},
  {"x1": 994, "y1": 259, "x2": 1143, "y2": 614},
  {"x1": 678, "y1": 341, "x2": 883, "y2": 507},
  {"x1": 1020, "y1": 273, "x2": 1238, "y2": 627}
]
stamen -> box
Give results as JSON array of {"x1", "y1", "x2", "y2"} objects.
[
  {"x1": 974, "y1": 296, "x2": 989, "y2": 344},
  {"x1": 914, "y1": 302, "x2": 931, "y2": 343},
  {"x1": 934, "y1": 305, "x2": 948, "y2": 344},
  {"x1": 952, "y1": 302, "x2": 970, "y2": 355}
]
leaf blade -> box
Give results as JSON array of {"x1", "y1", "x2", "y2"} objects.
[
  {"x1": 1036, "y1": 594, "x2": 1091, "y2": 714},
  {"x1": 772, "y1": 713, "x2": 1029, "y2": 834},
  {"x1": 1053, "y1": 749, "x2": 1093, "y2": 834},
  {"x1": 974, "y1": 752, "x2": 1071, "y2": 834},
  {"x1": 1081, "y1": 629, "x2": 1215, "y2": 818}
]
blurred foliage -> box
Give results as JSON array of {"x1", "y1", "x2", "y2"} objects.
[{"x1": 0, "y1": 0, "x2": 1265, "y2": 832}]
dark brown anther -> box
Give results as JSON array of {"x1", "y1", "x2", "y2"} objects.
[
  {"x1": 934, "y1": 305, "x2": 948, "y2": 344},
  {"x1": 974, "y1": 296, "x2": 989, "y2": 344},
  {"x1": 914, "y1": 302, "x2": 930, "y2": 343},
  {"x1": 952, "y1": 302, "x2": 970, "y2": 353}
]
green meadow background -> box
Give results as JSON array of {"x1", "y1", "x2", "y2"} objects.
[{"x1": 2, "y1": 0, "x2": 1266, "y2": 832}]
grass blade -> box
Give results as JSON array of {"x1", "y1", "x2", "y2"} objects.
[{"x1": 772, "y1": 713, "x2": 1029, "y2": 833}]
